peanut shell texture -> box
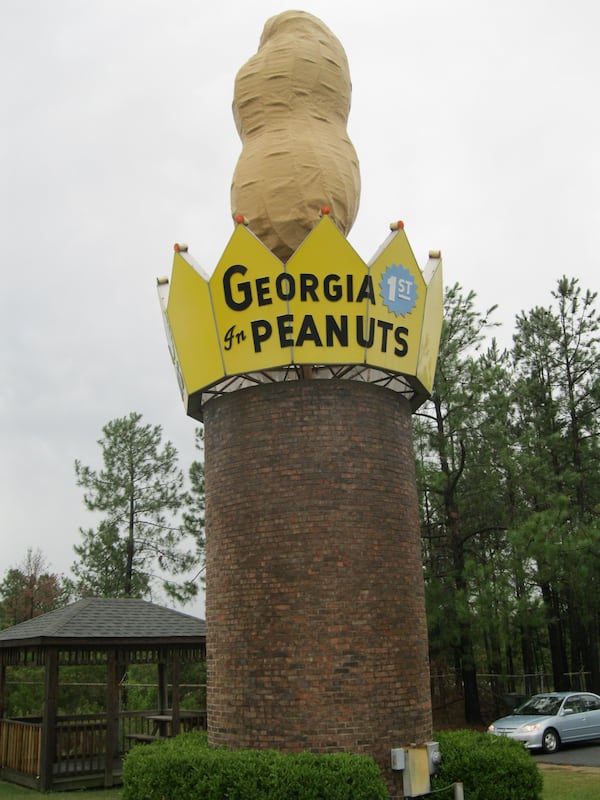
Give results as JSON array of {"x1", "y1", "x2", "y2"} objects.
[{"x1": 231, "y1": 10, "x2": 361, "y2": 262}]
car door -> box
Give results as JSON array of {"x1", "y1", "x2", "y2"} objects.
[
  {"x1": 579, "y1": 694, "x2": 600, "y2": 739},
  {"x1": 559, "y1": 695, "x2": 588, "y2": 742}
]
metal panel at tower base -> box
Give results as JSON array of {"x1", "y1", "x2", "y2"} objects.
[
  {"x1": 159, "y1": 216, "x2": 443, "y2": 417},
  {"x1": 402, "y1": 747, "x2": 432, "y2": 798}
]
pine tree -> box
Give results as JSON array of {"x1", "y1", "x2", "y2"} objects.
[
  {"x1": 414, "y1": 283, "x2": 498, "y2": 723},
  {"x1": 511, "y1": 277, "x2": 600, "y2": 689},
  {"x1": 72, "y1": 412, "x2": 197, "y2": 603}
]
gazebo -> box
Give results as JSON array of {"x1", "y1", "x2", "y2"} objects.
[{"x1": 0, "y1": 598, "x2": 206, "y2": 791}]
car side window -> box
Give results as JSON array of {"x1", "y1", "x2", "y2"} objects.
[
  {"x1": 563, "y1": 697, "x2": 583, "y2": 714},
  {"x1": 581, "y1": 695, "x2": 600, "y2": 711}
]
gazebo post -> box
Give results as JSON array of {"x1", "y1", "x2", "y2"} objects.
[
  {"x1": 0, "y1": 663, "x2": 6, "y2": 719},
  {"x1": 104, "y1": 650, "x2": 119, "y2": 787},
  {"x1": 171, "y1": 652, "x2": 181, "y2": 736},
  {"x1": 157, "y1": 659, "x2": 168, "y2": 714},
  {"x1": 39, "y1": 648, "x2": 58, "y2": 791}
]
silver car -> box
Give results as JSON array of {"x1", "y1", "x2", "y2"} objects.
[{"x1": 487, "y1": 691, "x2": 600, "y2": 753}]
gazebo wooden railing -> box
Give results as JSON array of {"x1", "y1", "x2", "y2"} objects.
[
  {"x1": 0, "y1": 718, "x2": 41, "y2": 776},
  {"x1": 0, "y1": 708, "x2": 207, "y2": 785}
]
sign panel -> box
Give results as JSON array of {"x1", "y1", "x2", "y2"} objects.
[
  {"x1": 286, "y1": 216, "x2": 371, "y2": 366},
  {"x1": 166, "y1": 251, "x2": 223, "y2": 397},
  {"x1": 367, "y1": 227, "x2": 427, "y2": 375},
  {"x1": 161, "y1": 217, "x2": 443, "y2": 415},
  {"x1": 210, "y1": 225, "x2": 291, "y2": 375}
]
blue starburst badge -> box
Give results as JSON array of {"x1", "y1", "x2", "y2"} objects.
[{"x1": 379, "y1": 264, "x2": 418, "y2": 317}]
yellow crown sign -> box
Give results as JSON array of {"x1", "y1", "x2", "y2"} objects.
[{"x1": 158, "y1": 216, "x2": 443, "y2": 421}]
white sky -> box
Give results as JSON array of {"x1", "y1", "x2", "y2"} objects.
[{"x1": 1, "y1": 0, "x2": 599, "y2": 619}]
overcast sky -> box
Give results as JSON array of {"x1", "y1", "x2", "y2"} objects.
[{"x1": 1, "y1": 0, "x2": 598, "y2": 619}]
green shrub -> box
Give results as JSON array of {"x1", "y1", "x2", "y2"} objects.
[
  {"x1": 431, "y1": 729, "x2": 543, "y2": 800},
  {"x1": 122, "y1": 732, "x2": 387, "y2": 800}
]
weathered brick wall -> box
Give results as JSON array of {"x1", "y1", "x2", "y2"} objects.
[{"x1": 204, "y1": 379, "x2": 432, "y2": 792}]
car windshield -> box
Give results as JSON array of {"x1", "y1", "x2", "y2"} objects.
[{"x1": 515, "y1": 696, "x2": 563, "y2": 716}]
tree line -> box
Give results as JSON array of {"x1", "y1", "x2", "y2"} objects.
[
  {"x1": 1, "y1": 276, "x2": 598, "y2": 726},
  {"x1": 414, "y1": 276, "x2": 599, "y2": 722}
]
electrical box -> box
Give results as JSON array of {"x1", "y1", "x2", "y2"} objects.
[
  {"x1": 391, "y1": 741, "x2": 441, "y2": 797},
  {"x1": 390, "y1": 748, "x2": 405, "y2": 771},
  {"x1": 402, "y1": 746, "x2": 431, "y2": 798},
  {"x1": 426, "y1": 741, "x2": 442, "y2": 774}
]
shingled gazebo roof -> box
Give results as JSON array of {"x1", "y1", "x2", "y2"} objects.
[{"x1": 0, "y1": 598, "x2": 206, "y2": 663}]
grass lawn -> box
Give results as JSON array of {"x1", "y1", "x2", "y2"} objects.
[{"x1": 539, "y1": 765, "x2": 600, "y2": 800}]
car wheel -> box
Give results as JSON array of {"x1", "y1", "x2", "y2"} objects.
[{"x1": 542, "y1": 728, "x2": 560, "y2": 754}]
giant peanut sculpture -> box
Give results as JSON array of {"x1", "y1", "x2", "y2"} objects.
[{"x1": 230, "y1": 10, "x2": 361, "y2": 262}]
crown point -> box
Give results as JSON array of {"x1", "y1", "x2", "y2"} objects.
[
  {"x1": 234, "y1": 214, "x2": 248, "y2": 225},
  {"x1": 173, "y1": 243, "x2": 188, "y2": 252},
  {"x1": 320, "y1": 205, "x2": 331, "y2": 216},
  {"x1": 389, "y1": 220, "x2": 404, "y2": 231}
]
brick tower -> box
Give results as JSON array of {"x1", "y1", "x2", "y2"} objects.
[{"x1": 204, "y1": 379, "x2": 433, "y2": 786}]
